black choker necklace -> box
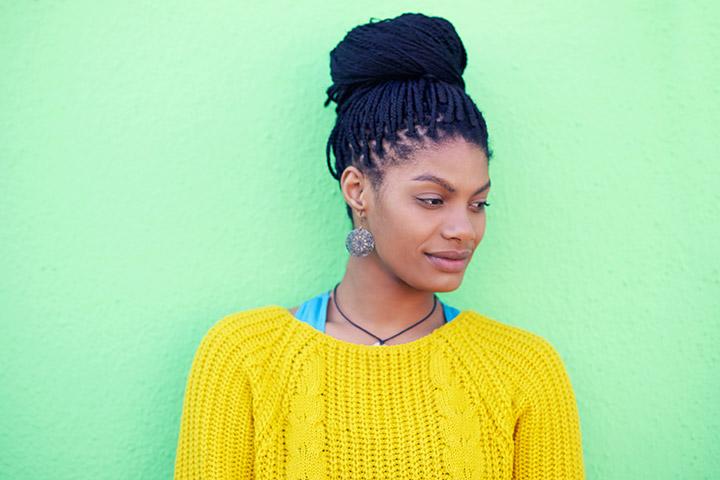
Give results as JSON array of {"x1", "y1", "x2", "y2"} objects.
[{"x1": 331, "y1": 282, "x2": 439, "y2": 346}]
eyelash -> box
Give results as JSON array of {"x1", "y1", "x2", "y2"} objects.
[{"x1": 418, "y1": 198, "x2": 491, "y2": 210}]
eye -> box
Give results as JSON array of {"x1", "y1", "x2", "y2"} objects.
[
  {"x1": 418, "y1": 197, "x2": 443, "y2": 207},
  {"x1": 418, "y1": 198, "x2": 492, "y2": 211},
  {"x1": 472, "y1": 201, "x2": 491, "y2": 211}
]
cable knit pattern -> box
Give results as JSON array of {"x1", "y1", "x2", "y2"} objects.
[
  {"x1": 429, "y1": 348, "x2": 485, "y2": 479},
  {"x1": 173, "y1": 305, "x2": 585, "y2": 479},
  {"x1": 286, "y1": 350, "x2": 326, "y2": 479}
]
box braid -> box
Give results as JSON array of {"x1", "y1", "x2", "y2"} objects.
[{"x1": 323, "y1": 13, "x2": 493, "y2": 225}]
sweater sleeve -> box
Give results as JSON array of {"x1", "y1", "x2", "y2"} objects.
[
  {"x1": 173, "y1": 319, "x2": 255, "y2": 479},
  {"x1": 512, "y1": 337, "x2": 585, "y2": 480}
]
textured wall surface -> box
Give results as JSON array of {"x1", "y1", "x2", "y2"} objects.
[{"x1": 1, "y1": 1, "x2": 718, "y2": 479}]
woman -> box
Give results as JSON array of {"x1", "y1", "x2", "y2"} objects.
[{"x1": 173, "y1": 12, "x2": 585, "y2": 479}]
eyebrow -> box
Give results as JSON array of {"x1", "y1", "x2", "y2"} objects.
[{"x1": 411, "y1": 174, "x2": 491, "y2": 196}]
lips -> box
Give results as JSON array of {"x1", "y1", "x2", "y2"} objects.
[
  {"x1": 426, "y1": 250, "x2": 471, "y2": 260},
  {"x1": 424, "y1": 251, "x2": 471, "y2": 273}
]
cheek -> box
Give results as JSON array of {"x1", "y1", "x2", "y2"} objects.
[
  {"x1": 476, "y1": 214, "x2": 487, "y2": 239},
  {"x1": 374, "y1": 213, "x2": 434, "y2": 260}
]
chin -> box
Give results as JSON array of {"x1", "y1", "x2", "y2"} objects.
[{"x1": 427, "y1": 275, "x2": 464, "y2": 293}]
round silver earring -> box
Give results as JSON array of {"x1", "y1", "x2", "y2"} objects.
[{"x1": 345, "y1": 215, "x2": 375, "y2": 257}]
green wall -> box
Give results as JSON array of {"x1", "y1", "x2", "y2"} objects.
[{"x1": 1, "y1": 1, "x2": 718, "y2": 478}]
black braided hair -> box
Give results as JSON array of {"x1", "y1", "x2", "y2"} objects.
[{"x1": 324, "y1": 12, "x2": 493, "y2": 225}]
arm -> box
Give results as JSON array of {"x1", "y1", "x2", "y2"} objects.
[
  {"x1": 173, "y1": 320, "x2": 255, "y2": 479},
  {"x1": 513, "y1": 338, "x2": 585, "y2": 479}
]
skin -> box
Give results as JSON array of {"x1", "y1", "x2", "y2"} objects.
[{"x1": 289, "y1": 135, "x2": 491, "y2": 346}]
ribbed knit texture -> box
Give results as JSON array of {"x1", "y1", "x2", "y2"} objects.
[{"x1": 173, "y1": 305, "x2": 585, "y2": 479}]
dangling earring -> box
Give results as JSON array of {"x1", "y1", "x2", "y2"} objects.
[{"x1": 345, "y1": 211, "x2": 375, "y2": 257}]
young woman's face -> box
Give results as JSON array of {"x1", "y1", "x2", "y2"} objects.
[{"x1": 364, "y1": 137, "x2": 491, "y2": 293}]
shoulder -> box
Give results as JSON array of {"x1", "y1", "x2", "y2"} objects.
[
  {"x1": 191, "y1": 305, "x2": 294, "y2": 368},
  {"x1": 461, "y1": 309, "x2": 557, "y2": 346},
  {"x1": 457, "y1": 310, "x2": 577, "y2": 406},
  {"x1": 206, "y1": 304, "x2": 293, "y2": 342},
  {"x1": 459, "y1": 309, "x2": 571, "y2": 375}
]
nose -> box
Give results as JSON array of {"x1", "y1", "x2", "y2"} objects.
[{"x1": 440, "y1": 206, "x2": 479, "y2": 244}]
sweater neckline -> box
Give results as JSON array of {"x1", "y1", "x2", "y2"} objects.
[{"x1": 265, "y1": 305, "x2": 470, "y2": 355}]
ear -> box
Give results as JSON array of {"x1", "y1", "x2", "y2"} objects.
[{"x1": 340, "y1": 166, "x2": 369, "y2": 214}]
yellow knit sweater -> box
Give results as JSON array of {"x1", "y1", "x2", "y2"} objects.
[{"x1": 173, "y1": 305, "x2": 585, "y2": 479}]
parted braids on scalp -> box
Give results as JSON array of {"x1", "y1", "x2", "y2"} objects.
[{"x1": 324, "y1": 12, "x2": 493, "y2": 226}]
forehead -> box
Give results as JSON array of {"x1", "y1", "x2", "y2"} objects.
[{"x1": 388, "y1": 138, "x2": 489, "y2": 183}]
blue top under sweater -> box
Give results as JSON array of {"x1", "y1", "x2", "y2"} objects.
[{"x1": 293, "y1": 289, "x2": 460, "y2": 333}]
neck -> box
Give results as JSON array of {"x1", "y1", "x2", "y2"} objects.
[{"x1": 334, "y1": 252, "x2": 439, "y2": 332}]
